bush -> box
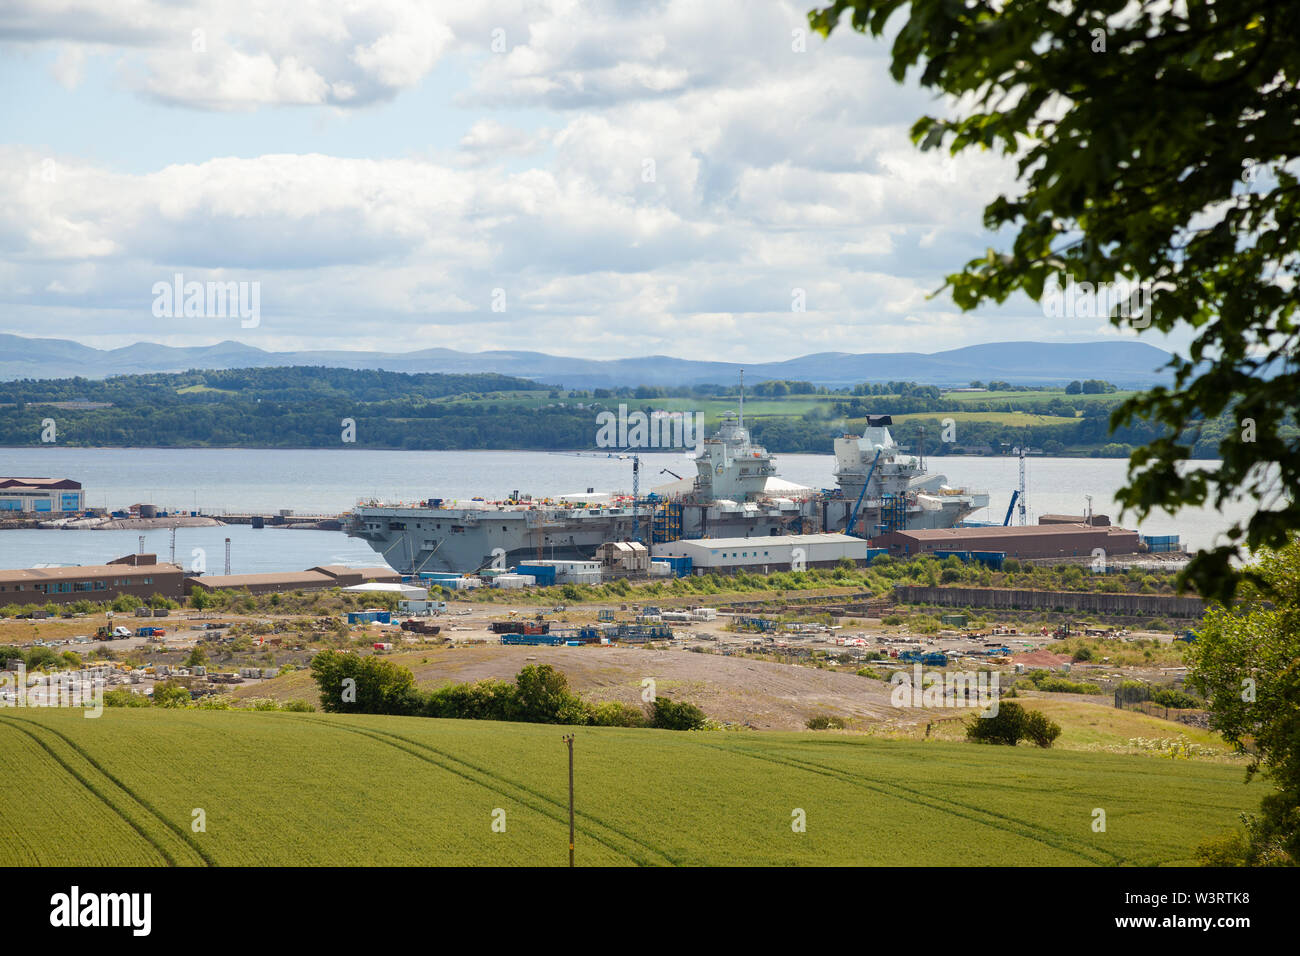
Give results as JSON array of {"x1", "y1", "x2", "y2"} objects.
[
  {"x1": 514, "y1": 664, "x2": 586, "y2": 724},
  {"x1": 1192, "y1": 829, "x2": 1252, "y2": 867},
  {"x1": 649, "y1": 697, "x2": 708, "y2": 731},
  {"x1": 309, "y1": 649, "x2": 419, "y2": 715},
  {"x1": 194, "y1": 695, "x2": 233, "y2": 710},
  {"x1": 1152, "y1": 688, "x2": 1200, "y2": 709},
  {"x1": 151, "y1": 681, "x2": 192, "y2": 708},
  {"x1": 806, "y1": 715, "x2": 847, "y2": 730},
  {"x1": 966, "y1": 702, "x2": 1061, "y2": 748},
  {"x1": 103, "y1": 688, "x2": 151, "y2": 708},
  {"x1": 1021, "y1": 709, "x2": 1062, "y2": 748},
  {"x1": 587, "y1": 701, "x2": 648, "y2": 727},
  {"x1": 965, "y1": 701, "x2": 1026, "y2": 745},
  {"x1": 1024, "y1": 670, "x2": 1103, "y2": 695},
  {"x1": 424, "y1": 679, "x2": 520, "y2": 721}
]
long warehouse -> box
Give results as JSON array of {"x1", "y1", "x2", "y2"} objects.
[
  {"x1": 870, "y1": 523, "x2": 1141, "y2": 559},
  {"x1": 652, "y1": 533, "x2": 872, "y2": 572}
]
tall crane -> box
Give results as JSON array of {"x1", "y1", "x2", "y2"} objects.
[
  {"x1": 845, "y1": 447, "x2": 884, "y2": 538},
  {"x1": 1017, "y1": 443, "x2": 1028, "y2": 526},
  {"x1": 1002, "y1": 490, "x2": 1020, "y2": 526},
  {"x1": 548, "y1": 450, "x2": 644, "y2": 540},
  {"x1": 630, "y1": 454, "x2": 641, "y2": 541}
]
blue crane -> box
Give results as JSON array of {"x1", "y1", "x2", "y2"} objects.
[
  {"x1": 1002, "y1": 490, "x2": 1020, "y2": 526},
  {"x1": 845, "y1": 447, "x2": 883, "y2": 538}
]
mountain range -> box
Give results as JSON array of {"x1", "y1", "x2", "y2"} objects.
[{"x1": 0, "y1": 334, "x2": 1175, "y2": 389}]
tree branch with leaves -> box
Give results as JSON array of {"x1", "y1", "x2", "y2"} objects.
[{"x1": 811, "y1": 0, "x2": 1299, "y2": 604}]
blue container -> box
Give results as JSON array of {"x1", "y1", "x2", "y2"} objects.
[
  {"x1": 515, "y1": 564, "x2": 557, "y2": 586},
  {"x1": 659, "y1": 555, "x2": 694, "y2": 577}
]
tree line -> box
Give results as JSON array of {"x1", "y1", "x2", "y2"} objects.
[{"x1": 309, "y1": 652, "x2": 708, "y2": 729}]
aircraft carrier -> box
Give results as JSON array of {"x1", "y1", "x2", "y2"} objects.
[{"x1": 346, "y1": 412, "x2": 989, "y2": 574}]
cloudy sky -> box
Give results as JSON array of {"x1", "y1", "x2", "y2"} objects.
[{"x1": 0, "y1": 0, "x2": 1180, "y2": 361}]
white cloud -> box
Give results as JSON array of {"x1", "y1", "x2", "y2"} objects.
[
  {"x1": 0, "y1": 0, "x2": 1176, "y2": 362},
  {"x1": 49, "y1": 44, "x2": 86, "y2": 89},
  {"x1": 2, "y1": 0, "x2": 457, "y2": 109}
]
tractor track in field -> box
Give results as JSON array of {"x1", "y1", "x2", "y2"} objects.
[
  {"x1": 11, "y1": 717, "x2": 217, "y2": 866},
  {"x1": 0, "y1": 715, "x2": 203, "y2": 866},
  {"x1": 284, "y1": 715, "x2": 676, "y2": 866},
  {"x1": 697, "y1": 738, "x2": 1124, "y2": 866}
]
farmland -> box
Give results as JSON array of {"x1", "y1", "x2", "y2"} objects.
[{"x1": 0, "y1": 708, "x2": 1258, "y2": 866}]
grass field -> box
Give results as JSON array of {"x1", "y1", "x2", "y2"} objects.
[
  {"x1": 884, "y1": 410, "x2": 1081, "y2": 426},
  {"x1": 942, "y1": 389, "x2": 1138, "y2": 405},
  {"x1": 875, "y1": 694, "x2": 1238, "y2": 753},
  {"x1": 0, "y1": 708, "x2": 1257, "y2": 866}
]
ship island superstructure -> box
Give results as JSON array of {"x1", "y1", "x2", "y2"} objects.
[{"x1": 346, "y1": 413, "x2": 988, "y2": 574}]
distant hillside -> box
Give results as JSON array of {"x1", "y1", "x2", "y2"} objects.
[{"x1": 0, "y1": 334, "x2": 1175, "y2": 388}]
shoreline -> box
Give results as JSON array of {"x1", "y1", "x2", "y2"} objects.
[
  {"x1": 0, "y1": 443, "x2": 1224, "y2": 461},
  {"x1": 0, "y1": 516, "x2": 346, "y2": 532}
]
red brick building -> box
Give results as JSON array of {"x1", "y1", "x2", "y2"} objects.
[
  {"x1": 869, "y1": 523, "x2": 1141, "y2": 560},
  {"x1": 0, "y1": 554, "x2": 184, "y2": 606},
  {"x1": 183, "y1": 565, "x2": 399, "y2": 596}
]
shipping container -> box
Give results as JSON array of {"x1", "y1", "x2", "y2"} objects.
[{"x1": 515, "y1": 564, "x2": 558, "y2": 586}]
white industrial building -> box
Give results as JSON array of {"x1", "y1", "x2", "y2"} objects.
[
  {"x1": 596, "y1": 542, "x2": 650, "y2": 573},
  {"x1": 341, "y1": 582, "x2": 429, "y2": 600},
  {"x1": 652, "y1": 533, "x2": 868, "y2": 573},
  {"x1": 341, "y1": 580, "x2": 444, "y2": 614},
  {"x1": 0, "y1": 477, "x2": 84, "y2": 514},
  {"x1": 524, "y1": 560, "x2": 603, "y2": 584}
]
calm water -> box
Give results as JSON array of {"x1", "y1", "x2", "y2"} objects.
[{"x1": 0, "y1": 447, "x2": 1258, "y2": 573}]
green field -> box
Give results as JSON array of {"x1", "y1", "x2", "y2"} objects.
[
  {"x1": 942, "y1": 389, "x2": 1138, "y2": 405},
  {"x1": 886, "y1": 410, "x2": 1080, "y2": 426},
  {"x1": 0, "y1": 709, "x2": 1257, "y2": 866}
]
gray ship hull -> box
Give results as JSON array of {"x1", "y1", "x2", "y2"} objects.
[{"x1": 348, "y1": 495, "x2": 982, "y2": 574}]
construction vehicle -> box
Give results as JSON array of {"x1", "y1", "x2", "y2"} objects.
[{"x1": 94, "y1": 625, "x2": 132, "y2": 640}]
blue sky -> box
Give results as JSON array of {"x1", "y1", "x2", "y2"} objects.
[{"x1": 0, "y1": 0, "x2": 1183, "y2": 362}]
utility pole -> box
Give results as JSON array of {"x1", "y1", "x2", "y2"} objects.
[{"x1": 562, "y1": 734, "x2": 575, "y2": 867}]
